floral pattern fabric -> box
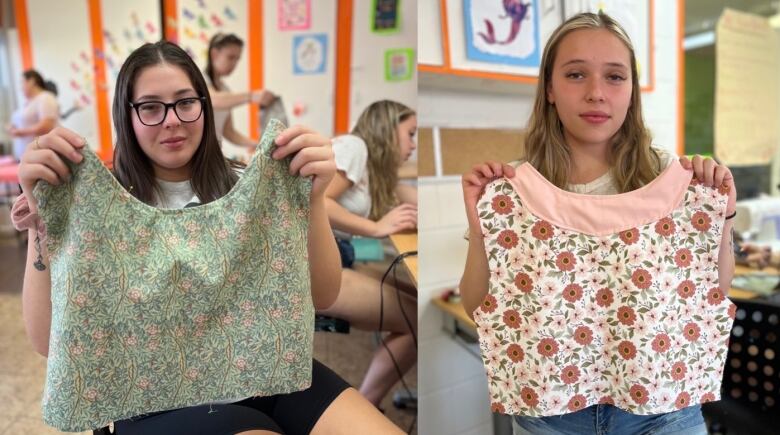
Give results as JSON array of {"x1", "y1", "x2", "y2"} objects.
[
  {"x1": 34, "y1": 119, "x2": 313, "y2": 431},
  {"x1": 474, "y1": 170, "x2": 734, "y2": 417}
]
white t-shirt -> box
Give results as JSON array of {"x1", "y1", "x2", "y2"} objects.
[
  {"x1": 204, "y1": 74, "x2": 230, "y2": 141},
  {"x1": 154, "y1": 179, "x2": 200, "y2": 209},
  {"x1": 565, "y1": 147, "x2": 676, "y2": 194},
  {"x1": 12, "y1": 91, "x2": 58, "y2": 159},
  {"x1": 332, "y1": 134, "x2": 371, "y2": 240}
]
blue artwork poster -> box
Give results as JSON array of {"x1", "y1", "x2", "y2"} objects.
[
  {"x1": 293, "y1": 34, "x2": 327, "y2": 75},
  {"x1": 463, "y1": 0, "x2": 541, "y2": 68}
]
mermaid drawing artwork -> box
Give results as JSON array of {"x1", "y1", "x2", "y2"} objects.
[{"x1": 478, "y1": 0, "x2": 531, "y2": 45}]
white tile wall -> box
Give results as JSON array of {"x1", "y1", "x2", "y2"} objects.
[{"x1": 418, "y1": 3, "x2": 680, "y2": 434}]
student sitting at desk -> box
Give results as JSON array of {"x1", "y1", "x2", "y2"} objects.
[{"x1": 320, "y1": 100, "x2": 418, "y2": 408}]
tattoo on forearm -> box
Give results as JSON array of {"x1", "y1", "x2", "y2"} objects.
[
  {"x1": 729, "y1": 230, "x2": 735, "y2": 256},
  {"x1": 33, "y1": 229, "x2": 46, "y2": 271}
]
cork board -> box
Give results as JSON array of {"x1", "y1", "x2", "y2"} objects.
[
  {"x1": 418, "y1": 128, "x2": 436, "y2": 176},
  {"x1": 440, "y1": 129, "x2": 524, "y2": 176}
]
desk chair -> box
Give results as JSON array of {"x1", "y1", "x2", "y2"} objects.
[{"x1": 703, "y1": 298, "x2": 780, "y2": 434}]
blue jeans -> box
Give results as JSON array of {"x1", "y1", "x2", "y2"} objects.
[{"x1": 513, "y1": 404, "x2": 707, "y2": 435}]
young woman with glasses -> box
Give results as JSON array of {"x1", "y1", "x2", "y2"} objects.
[{"x1": 14, "y1": 41, "x2": 403, "y2": 434}]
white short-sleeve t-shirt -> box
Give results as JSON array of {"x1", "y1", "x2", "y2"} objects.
[
  {"x1": 204, "y1": 74, "x2": 230, "y2": 141},
  {"x1": 332, "y1": 134, "x2": 371, "y2": 240},
  {"x1": 12, "y1": 91, "x2": 59, "y2": 159}
]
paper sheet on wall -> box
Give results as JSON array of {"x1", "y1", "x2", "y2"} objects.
[{"x1": 715, "y1": 8, "x2": 780, "y2": 166}]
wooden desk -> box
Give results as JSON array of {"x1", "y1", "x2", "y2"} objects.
[
  {"x1": 432, "y1": 297, "x2": 476, "y2": 330},
  {"x1": 398, "y1": 160, "x2": 417, "y2": 180},
  {"x1": 389, "y1": 231, "x2": 417, "y2": 286}
]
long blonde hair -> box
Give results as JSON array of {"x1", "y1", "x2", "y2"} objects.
[
  {"x1": 351, "y1": 100, "x2": 415, "y2": 220},
  {"x1": 524, "y1": 11, "x2": 660, "y2": 192}
]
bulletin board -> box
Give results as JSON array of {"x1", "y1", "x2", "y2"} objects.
[
  {"x1": 420, "y1": 0, "x2": 655, "y2": 91},
  {"x1": 418, "y1": 127, "x2": 525, "y2": 177}
]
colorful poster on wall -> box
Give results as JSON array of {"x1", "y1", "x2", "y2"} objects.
[
  {"x1": 385, "y1": 48, "x2": 414, "y2": 81},
  {"x1": 278, "y1": 0, "x2": 311, "y2": 30},
  {"x1": 463, "y1": 0, "x2": 541, "y2": 67},
  {"x1": 178, "y1": 0, "x2": 239, "y2": 67},
  {"x1": 103, "y1": 11, "x2": 160, "y2": 85},
  {"x1": 372, "y1": 0, "x2": 400, "y2": 34},
  {"x1": 293, "y1": 34, "x2": 327, "y2": 75}
]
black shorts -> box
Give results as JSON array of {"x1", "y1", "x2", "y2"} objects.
[
  {"x1": 335, "y1": 237, "x2": 355, "y2": 268},
  {"x1": 111, "y1": 360, "x2": 350, "y2": 435}
]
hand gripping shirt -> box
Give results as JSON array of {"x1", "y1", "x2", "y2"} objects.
[
  {"x1": 474, "y1": 160, "x2": 735, "y2": 417},
  {"x1": 34, "y1": 119, "x2": 313, "y2": 431}
]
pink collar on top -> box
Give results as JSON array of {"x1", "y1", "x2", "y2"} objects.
[{"x1": 506, "y1": 160, "x2": 693, "y2": 237}]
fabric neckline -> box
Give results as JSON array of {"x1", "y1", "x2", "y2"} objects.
[
  {"x1": 36, "y1": 119, "x2": 285, "y2": 217},
  {"x1": 506, "y1": 160, "x2": 693, "y2": 236}
]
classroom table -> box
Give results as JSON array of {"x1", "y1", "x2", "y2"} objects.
[{"x1": 389, "y1": 231, "x2": 417, "y2": 287}]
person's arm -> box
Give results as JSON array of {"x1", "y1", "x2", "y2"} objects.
[
  {"x1": 679, "y1": 155, "x2": 737, "y2": 293},
  {"x1": 460, "y1": 231, "x2": 491, "y2": 318},
  {"x1": 459, "y1": 162, "x2": 515, "y2": 319},
  {"x1": 23, "y1": 227, "x2": 52, "y2": 356},
  {"x1": 10, "y1": 117, "x2": 56, "y2": 137},
  {"x1": 307, "y1": 195, "x2": 341, "y2": 309},
  {"x1": 210, "y1": 88, "x2": 274, "y2": 111},
  {"x1": 395, "y1": 183, "x2": 417, "y2": 205},
  {"x1": 222, "y1": 114, "x2": 258, "y2": 148},
  {"x1": 13, "y1": 93, "x2": 59, "y2": 137},
  {"x1": 273, "y1": 126, "x2": 340, "y2": 309},
  {"x1": 719, "y1": 218, "x2": 736, "y2": 293},
  {"x1": 323, "y1": 171, "x2": 416, "y2": 238},
  {"x1": 16, "y1": 127, "x2": 86, "y2": 356}
]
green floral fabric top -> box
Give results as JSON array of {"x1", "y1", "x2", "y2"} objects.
[{"x1": 34, "y1": 119, "x2": 313, "y2": 432}]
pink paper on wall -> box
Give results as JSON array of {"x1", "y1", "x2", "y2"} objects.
[{"x1": 278, "y1": 0, "x2": 311, "y2": 31}]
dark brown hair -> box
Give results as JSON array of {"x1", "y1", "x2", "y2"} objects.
[
  {"x1": 205, "y1": 33, "x2": 244, "y2": 91},
  {"x1": 112, "y1": 40, "x2": 239, "y2": 205},
  {"x1": 23, "y1": 69, "x2": 45, "y2": 89}
]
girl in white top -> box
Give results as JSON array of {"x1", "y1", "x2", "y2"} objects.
[
  {"x1": 6, "y1": 70, "x2": 59, "y2": 160},
  {"x1": 205, "y1": 33, "x2": 275, "y2": 148},
  {"x1": 460, "y1": 12, "x2": 736, "y2": 434},
  {"x1": 320, "y1": 100, "x2": 418, "y2": 407}
]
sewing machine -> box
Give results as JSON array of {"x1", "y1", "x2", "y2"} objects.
[{"x1": 734, "y1": 196, "x2": 780, "y2": 251}]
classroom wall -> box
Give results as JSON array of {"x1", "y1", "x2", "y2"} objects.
[
  {"x1": 14, "y1": 1, "x2": 101, "y2": 150},
  {"x1": 8, "y1": 0, "x2": 163, "y2": 154},
  {"x1": 6, "y1": 0, "x2": 415, "y2": 158},
  {"x1": 349, "y1": 0, "x2": 417, "y2": 129},
  {"x1": 175, "y1": 0, "x2": 250, "y2": 160},
  {"x1": 417, "y1": 2, "x2": 681, "y2": 434},
  {"x1": 263, "y1": 0, "x2": 337, "y2": 138}
]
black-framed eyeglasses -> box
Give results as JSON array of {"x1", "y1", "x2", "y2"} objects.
[{"x1": 129, "y1": 97, "x2": 206, "y2": 126}]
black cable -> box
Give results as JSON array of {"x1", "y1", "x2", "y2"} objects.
[
  {"x1": 377, "y1": 250, "x2": 419, "y2": 434},
  {"x1": 392, "y1": 252, "x2": 418, "y2": 347}
]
